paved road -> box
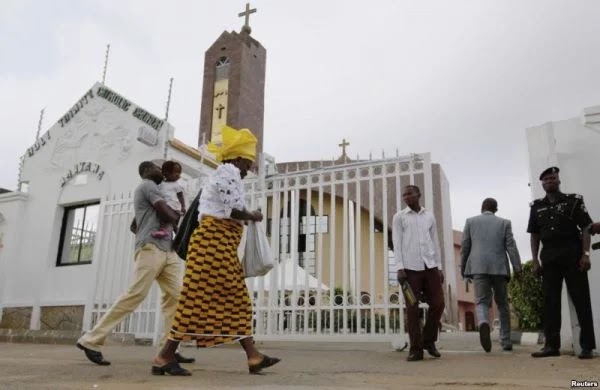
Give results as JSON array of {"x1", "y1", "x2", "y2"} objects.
[{"x1": 0, "y1": 333, "x2": 597, "y2": 389}]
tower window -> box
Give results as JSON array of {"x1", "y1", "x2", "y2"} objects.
[{"x1": 215, "y1": 57, "x2": 231, "y2": 80}]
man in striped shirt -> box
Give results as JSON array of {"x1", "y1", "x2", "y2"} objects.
[{"x1": 392, "y1": 185, "x2": 445, "y2": 362}]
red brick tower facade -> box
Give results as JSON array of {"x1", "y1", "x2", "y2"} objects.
[{"x1": 198, "y1": 27, "x2": 266, "y2": 159}]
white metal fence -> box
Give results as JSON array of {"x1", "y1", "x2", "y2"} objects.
[
  {"x1": 84, "y1": 153, "x2": 433, "y2": 343},
  {"x1": 244, "y1": 153, "x2": 432, "y2": 341}
]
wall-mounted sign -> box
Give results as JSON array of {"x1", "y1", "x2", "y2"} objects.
[
  {"x1": 132, "y1": 107, "x2": 164, "y2": 131},
  {"x1": 59, "y1": 89, "x2": 95, "y2": 127},
  {"x1": 28, "y1": 85, "x2": 166, "y2": 161},
  {"x1": 27, "y1": 131, "x2": 51, "y2": 157},
  {"x1": 97, "y1": 86, "x2": 163, "y2": 130},
  {"x1": 97, "y1": 86, "x2": 131, "y2": 112},
  {"x1": 60, "y1": 162, "x2": 105, "y2": 187}
]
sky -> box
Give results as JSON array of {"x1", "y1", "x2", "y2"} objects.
[{"x1": 2, "y1": 0, "x2": 600, "y2": 258}]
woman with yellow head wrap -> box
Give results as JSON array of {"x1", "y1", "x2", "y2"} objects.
[
  {"x1": 208, "y1": 125, "x2": 257, "y2": 163},
  {"x1": 153, "y1": 125, "x2": 280, "y2": 376}
]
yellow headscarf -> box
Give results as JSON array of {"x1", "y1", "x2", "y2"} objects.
[{"x1": 207, "y1": 125, "x2": 257, "y2": 162}]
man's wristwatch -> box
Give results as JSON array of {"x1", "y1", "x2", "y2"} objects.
[{"x1": 583, "y1": 251, "x2": 590, "y2": 257}]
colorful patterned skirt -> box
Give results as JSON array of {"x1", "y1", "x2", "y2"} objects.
[{"x1": 169, "y1": 215, "x2": 252, "y2": 347}]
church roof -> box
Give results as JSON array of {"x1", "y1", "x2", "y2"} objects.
[{"x1": 169, "y1": 139, "x2": 218, "y2": 168}]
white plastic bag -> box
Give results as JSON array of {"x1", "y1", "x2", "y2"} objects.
[{"x1": 242, "y1": 222, "x2": 274, "y2": 278}]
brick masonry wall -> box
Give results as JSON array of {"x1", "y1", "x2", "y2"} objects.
[
  {"x1": 40, "y1": 305, "x2": 84, "y2": 331},
  {"x1": 0, "y1": 307, "x2": 32, "y2": 329},
  {"x1": 199, "y1": 30, "x2": 266, "y2": 158}
]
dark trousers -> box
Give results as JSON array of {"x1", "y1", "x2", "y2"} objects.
[
  {"x1": 542, "y1": 261, "x2": 596, "y2": 351},
  {"x1": 405, "y1": 267, "x2": 445, "y2": 353}
]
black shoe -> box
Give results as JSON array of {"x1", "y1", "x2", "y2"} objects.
[
  {"x1": 425, "y1": 344, "x2": 441, "y2": 358},
  {"x1": 502, "y1": 345, "x2": 513, "y2": 351},
  {"x1": 248, "y1": 355, "x2": 281, "y2": 374},
  {"x1": 151, "y1": 361, "x2": 192, "y2": 376},
  {"x1": 531, "y1": 347, "x2": 560, "y2": 358},
  {"x1": 578, "y1": 349, "x2": 594, "y2": 359},
  {"x1": 175, "y1": 352, "x2": 195, "y2": 364},
  {"x1": 77, "y1": 343, "x2": 111, "y2": 366},
  {"x1": 479, "y1": 323, "x2": 491, "y2": 353},
  {"x1": 406, "y1": 351, "x2": 424, "y2": 362}
]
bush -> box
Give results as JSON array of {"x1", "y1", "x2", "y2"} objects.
[{"x1": 508, "y1": 261, "x2": 543, "y2": 331}]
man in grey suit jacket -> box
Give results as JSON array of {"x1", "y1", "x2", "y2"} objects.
[{"x1": 461, "y1": 198, "x2": 522, "y2": 352}]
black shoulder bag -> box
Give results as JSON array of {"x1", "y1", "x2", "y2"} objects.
[{"x1": 172, "y1": 190, "x2": 202, "y2": 260}]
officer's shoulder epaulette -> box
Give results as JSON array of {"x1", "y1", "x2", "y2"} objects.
[
  {"x1": 566, "y1": 193, "x2": 583, "y2": 200},
  {"x1": 530, "y1": 198, "x2": 543, "y2": 207}
]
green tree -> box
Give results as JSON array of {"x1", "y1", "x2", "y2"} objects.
[{"x1": 508, "y1": 261, "x2": 543, "y2": 331}]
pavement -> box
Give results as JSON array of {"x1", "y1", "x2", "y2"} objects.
[{"x1": 0, "y1": 332, "x2": 598, "y2": 390}]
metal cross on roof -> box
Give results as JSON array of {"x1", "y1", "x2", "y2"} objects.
[
  {"x1": 238, "y1": 3, "x2": 257, "y2": 34},
  {"x1": 338, "y1": 138, "x2": 350, "y2": 157},
  {"x1": 338, "y1": 138, "x2": 350, "y2": 162}
]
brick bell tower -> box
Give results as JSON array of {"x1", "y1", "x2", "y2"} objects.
[{"x1": 198, "y1": 3, "x2": 267, "y2": 159}]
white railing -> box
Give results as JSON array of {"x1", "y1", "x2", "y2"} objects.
[
  {"x1": 244, "y1": 153, "x2": 432, "y2": 341},
  {"x1": 84, "y1": 153, "x2": 433, "y2": 343}
]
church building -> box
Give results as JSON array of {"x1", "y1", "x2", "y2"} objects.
[
  {"x1": 0, "y1": 81, "x2": 216, "y2": 333},
  {"x1": 0, "y1": 4, "x2": 458, "y2": 342}
]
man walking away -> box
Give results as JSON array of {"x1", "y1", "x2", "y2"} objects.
[{"x1": 461, "y1": 198, "x2": 522, "y2": 352}]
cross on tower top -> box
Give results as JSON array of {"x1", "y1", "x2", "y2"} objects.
[
  {"x1": 338, "y1": 138, "x2": 350, "y2": 162},
  {"x1": 238, "y1": 3, "x2": 257, "y2": 34}
]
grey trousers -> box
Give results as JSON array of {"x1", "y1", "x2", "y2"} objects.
[{"x1": 473, "y1": 274, "x2": 511, "y2": 347}]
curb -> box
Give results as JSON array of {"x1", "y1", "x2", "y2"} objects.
[
  {"x1": 510, "y1": 331, "x2": 543, "y2": 345},
  {"x1": 0, "y1": 328, "x2": 545, "y2": 347},
  {"x1": 0, "y1": 329, "x2": 147, "y2": 346}
]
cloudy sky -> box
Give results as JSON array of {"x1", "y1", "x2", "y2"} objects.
[{"x1": 2, "y1": 0, "x2": 600, "y2": 257}]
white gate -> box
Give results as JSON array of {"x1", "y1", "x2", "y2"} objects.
[
  {"x1": 83, "y1": 153, "x2": 433, "y2": 343},
  {"x1": 245, "y1": 153, "x2": 433, "y2": 341}
]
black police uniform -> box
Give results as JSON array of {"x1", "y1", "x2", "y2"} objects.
[{"x1": 527, "y1": 192, "x2": 596, "y2": 351}]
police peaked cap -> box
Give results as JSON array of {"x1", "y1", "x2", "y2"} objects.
[{"x1": 539, "y1": 166, "x2": 559, "y2": 180}]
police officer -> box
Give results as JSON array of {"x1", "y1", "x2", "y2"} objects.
[{"x1": 527, "y1": 167, "x2": 595, "y2": 359}]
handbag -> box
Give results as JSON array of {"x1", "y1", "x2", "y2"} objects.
[
  {"x1": 242, "y1": 221, "x2": 274, "y2": 277},
  {"x1": 172, "y1": 190, "x2": 202, "y2": 260}
]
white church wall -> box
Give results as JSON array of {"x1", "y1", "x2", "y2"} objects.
[
  {"x1": 3, "y1": 83, "x2": 175, "y2": 328},
  {"x1": 1, "y1": 188, "x2": 68, "y2": 325},
  {"x1": 526, "y1": 111, "x2": 600, "y2": 351},
  {"x1": 0, "y1": 193, "x2": 29, "y2": 316}
]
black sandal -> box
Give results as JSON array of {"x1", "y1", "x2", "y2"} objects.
[
  {"x1": 175, "y1": 352, "x2": 196, "y2": 364},
  {"x1": 151, "y1": 361, "x2": 192, "y2": 376},
  {"x1": 248, "y1": 355, "x2": 281, "y2": 374},
  {"x1": 77, "y1": 343, "x2": 111, "y2": 366}
]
